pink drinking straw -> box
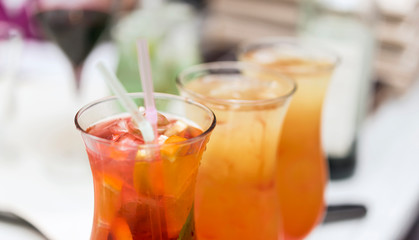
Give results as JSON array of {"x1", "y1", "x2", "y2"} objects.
[
  {"x1": 137, "y1": 39, "x2": 158, "y2": 142},
  {"x1": 137, "y1": 39, "x2": 164, "y2": 239}
]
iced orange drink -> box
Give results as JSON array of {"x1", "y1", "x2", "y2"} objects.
[
  {"x1": 239, "y1": 38, "x2": 338, "y2": 240},
  {"x1": 177, "y1": 62, "x2": 296, "y2": 240},
  {"x1": 75, "y1": 93, "x2": 215, "y2": 240}
]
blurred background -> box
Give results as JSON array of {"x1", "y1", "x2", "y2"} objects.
[{"x1": 0, "y1": 0, "x2": 418, "y2": 239}]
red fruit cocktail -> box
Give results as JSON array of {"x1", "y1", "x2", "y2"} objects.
[{"x1": 75, "y1": 93, "x2": 215, "y2": 240}]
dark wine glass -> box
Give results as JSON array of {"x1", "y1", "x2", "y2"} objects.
[{"x1": 33, "y1": 0, "x2": 115, "y2": 92}]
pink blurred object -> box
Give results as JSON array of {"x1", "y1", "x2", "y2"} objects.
[
  {"x1": 0, "y1": 0, "x2": 40, "y2": 39},
  {"x1": 35, "y1": 0, "x2": 115, "y2": 12}
]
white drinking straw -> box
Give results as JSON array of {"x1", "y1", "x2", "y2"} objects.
[
  {"x1": 137, "y1": 39, "x2": 158, "y2": 141},
  {"x1": 96, "y1": 62, "x2": 155, "y2": 143}
]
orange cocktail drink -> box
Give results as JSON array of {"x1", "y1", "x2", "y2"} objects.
[
  {"x1": 75, "y1": 93, "x2": 215, "y2": 240},
  {"x1": 239, "y1": 38, "x2": 338, "y2": 240},
  {"x1": 177, "y1": 62, "x2": 296, "y2": 240}
]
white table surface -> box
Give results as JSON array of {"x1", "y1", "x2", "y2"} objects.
[
  {"x1": 0, "y1": 40, "x2": 114, "y2": 240},
  {"x1": 0, "y1": 41, "x2": 419, "y2": 240}
]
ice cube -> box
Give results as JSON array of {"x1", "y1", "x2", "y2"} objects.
[
  {"x1": 138, "y1": 106, "x2": 146, "y2": 114},
  {"x1": 116, "y1": 133, "x2": 143, "y2": 146},
  {"x1": 157, "y1": 113, "x2": 170, "y2": 134},
  {"x1": 157, "y1": 112, "x2": 170, "y2": 126},
  {"x1": 164, "y1": 120, "x2": 188, "y2": 137},
  {"x1": 158, "y1": 135, "x2": 169, "y2": 144},
  {"x1": 177, "y1": 125, "x2": 202, "y2": 139},
  {"x1": 140, "y1": 107, "x2": 170, "y2": 128},
  {"x1": 127, "y1": 120, "x2": 145, "y2": 142},
  {"x1": 109, "y1": 119, "x2": 129, "y2": 135},
  {"x1": 88, "y1": 118, "x2": 128, "y2": 140}
]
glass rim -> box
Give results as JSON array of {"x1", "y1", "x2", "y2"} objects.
[
  {"x1": 176, "y1": 61, "x2": 297, "y2": 107},
  {"x1": 74, "y1": 92, "x2": 216, "y2": 149},
  {"x1": 237, "y1": 36, "x2": 341, "y2": 73}
]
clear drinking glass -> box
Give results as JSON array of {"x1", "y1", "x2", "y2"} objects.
[
  {"x1": 177, "y1": 62, "x2": 296, "y2": 240},
  {"x1": 75, "y1": 93, "x2": 216, "y2": 240},
  {"x1": 238, "y1": 37, "x2": 339, "y2": 240},
  {"x1": 299, "y1": 0, "x2": 376, "y2": 179}
]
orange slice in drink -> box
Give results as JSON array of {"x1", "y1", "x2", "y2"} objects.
[
  {"x1": 133, "y1": 160, "x2": 165, "y2": 196},
  {"x1": 103, "y1": 174, "x2": 124, "y2": 192},
  {"x1": 98, "y1": 174, "x2": 124, "y2": 223},
  {"x1": 133, "y1": 161, "x2": 152, "y2": 195},
  {"x1": 161, "y1": 135, "x2": 189, "y2": 162},
  {"x1": 165, "y1": 135, "x2": 187, "y2": 143},
  {"x1": 133, "y1": 135, "x2": 188, "y2": 196},
  {"x1": 109, "y1": 217, "x2": 133, "y2": 240}
]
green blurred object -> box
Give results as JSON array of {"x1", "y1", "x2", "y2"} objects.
[{"x1": 113, "y1": 2, "x2": 201, "y2": 94}]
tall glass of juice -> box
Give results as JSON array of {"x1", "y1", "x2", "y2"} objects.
[
  {"x1": 75, "y1": 93, "x2": 216, "y2": 240},
  {"x1": 238, "y1": 38, "x2": 339, "y2": 240},
  {"x1": 177, "y1": 62, "x2": 296, "y2": 240}
]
